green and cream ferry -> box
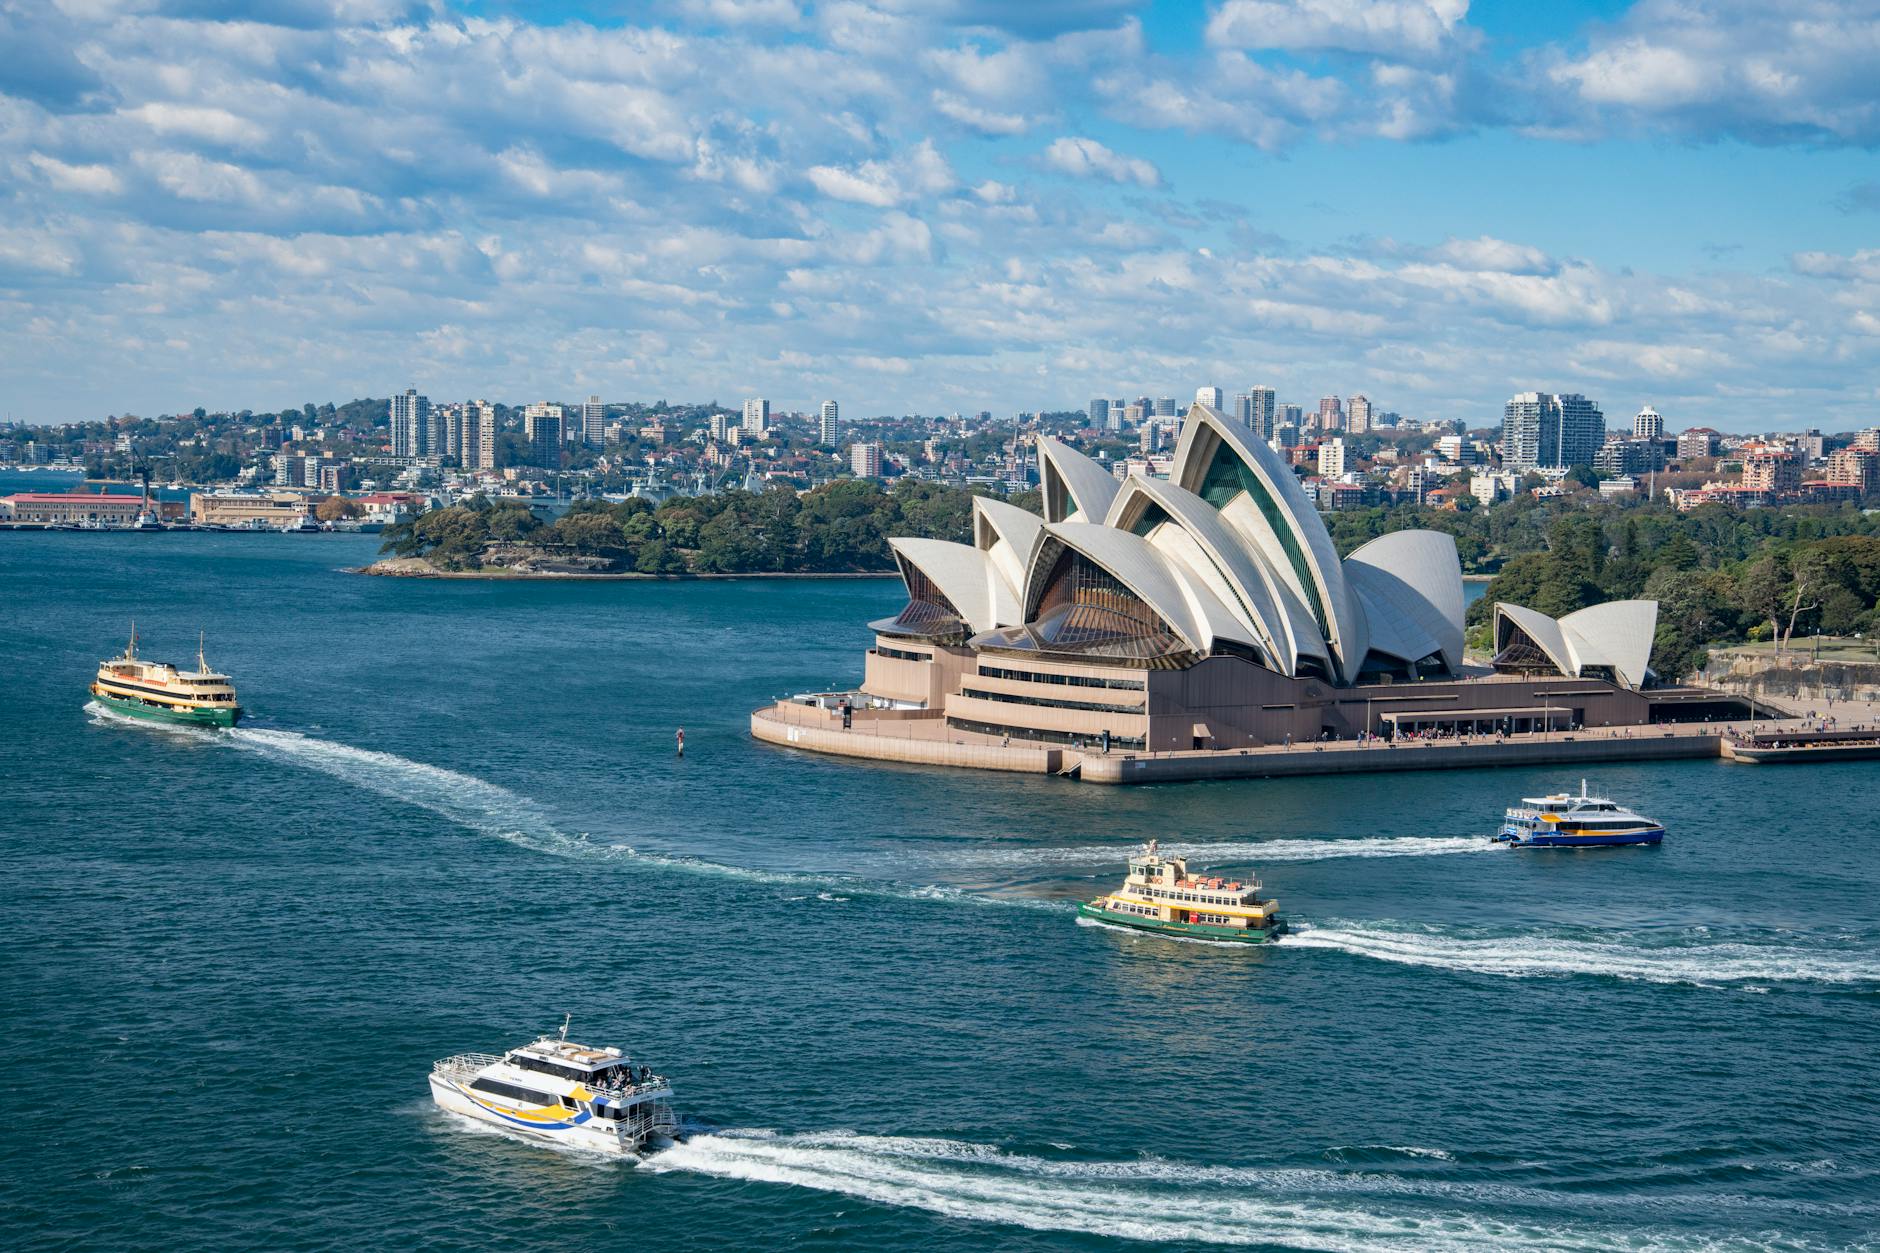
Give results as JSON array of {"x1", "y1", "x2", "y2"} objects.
[
  {"x1": 1079, "y1": 840, "x2": 1285, "y2": 944},
  {"x1": 90, "y1": 629, "x2": 242, "y2": 727}
]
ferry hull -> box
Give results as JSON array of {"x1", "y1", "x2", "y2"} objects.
[
  {"x1": 1078, "y1": 902, "x2": 1284, "y2": 944},
  {"x1": 90, "y1": 687, "x2": 241, "y2": 728},
  {"x1": 428, "y1": 1075, "x2": 642, "y2": 1155},
  {"x1": 1501, "y1": 828, "x2": 1663, "y2": 849}
]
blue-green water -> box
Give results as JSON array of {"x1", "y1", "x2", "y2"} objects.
[{"x1": 3, "y1": 531, "x2": 1877, "y2": 1252}]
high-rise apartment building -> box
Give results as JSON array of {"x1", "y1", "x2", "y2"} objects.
[
  {"x1": 742, "y1": 398, "x2": 770, "y2": 436},
  {"x1": 1152, "y1": 396, "x2": 1176, "y2": 417},
  {"x1": 579, "y1": 396, "x2": 605, "y2": 447},
  {"x1": 1088, "y1": 398, "x2": 1110, "y2": 429},
  {"x1": 459, "y1": 399, "x2": 496, "y2": 471},
  {"x1": 850, "y1": 441, "x2": 883, "y2": 478},
  {"x1": 1278, "y1": 403, "x2": 1304, "y2": 430},
  {"x1": 1825, "y1": 447, "x2": 1878, "y2": 494},
  {"x1": 819, "y1": 400, "x2": 840, "y2": 447},
  {"x1": 1502, "y1": 392, "x2": 1605, "y2": 472},
  {"x1": 1345, "y1": 394, "x2": 1373, "y2": 434},
  {"x1": 1742, "y1": 448, "x2": 1801, "y2": 494},
  {"x1": 524, "y1": 402, "x2": 564, "y2": 469},
  {"x1": 1318, "y1": 438, "x2": 1347, "y2": 478},
  {"x1": 391, "y1": 388, "x2": 432, "y2": 457},
  {"x1": 1194, "y1": 386, "x2": 1224, "y2": 411},
  {"x1": 1633, "y1": 405, "x2": 1663, "y2": 440},
  {"x1": 1316, "y1": 396, "x2": 1343, "y2": 432}
]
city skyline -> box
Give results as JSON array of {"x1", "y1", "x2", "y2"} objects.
[{"x1": 4, "y1": 1, "x2": 1879, "y2": 430}]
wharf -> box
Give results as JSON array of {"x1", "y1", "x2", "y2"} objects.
[
  {"x1": 1722, "y1": 730, "x2": 1880, "y2": 764},
  {"x1": 750, "y1": 702, "x2": 1806, "y2": 784}
]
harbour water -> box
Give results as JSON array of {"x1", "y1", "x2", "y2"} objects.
[{"x1": 3, "y1": 530, "x2": 1877, "y2": 1251}]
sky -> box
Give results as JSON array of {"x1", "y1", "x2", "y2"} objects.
[{"x1": 3, "y1": 0, "x2": 1879, "y2": 431}]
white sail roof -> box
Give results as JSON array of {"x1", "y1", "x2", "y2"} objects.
[
  {"x1": 887, "y1": 538, "x2": 1018, "y2": 634},
  {"x1": 1495, "y1": 600, "x2": 1658, "y2": 689},
  {"x1": 1037, "y1": 436, "x2": 1120, "y2": 524},
  {"x1": 972, "y1": 495, "x2": 1044, "y2": 609},
  {"x1": 1104, "y1": 475, "x2": 1322, "y2": 675},
  {"x1": 1026, "y1": 522, "x2": 1256, "y2": 656},
  {"x1": 1343, "y1": 530, "x2": 1466, "y2": 673},
  {"x1": 1170, "y1": 404, "x2": 1367, "y2": 680}
]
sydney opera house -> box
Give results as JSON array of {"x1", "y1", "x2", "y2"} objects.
[{"x1": 763, "y1": 405, "x2": 1744, "y2": 765}]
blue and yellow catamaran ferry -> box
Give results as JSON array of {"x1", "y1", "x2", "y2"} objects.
[
  {"x1": 90, "y1": 629, "x2": 242, "y2": 727},
  {"x1": 430, "y1": 1019, "x2": 676, "y2": 1155},
  {"x1": 1494, "y1": 781, "x2": 1665, "y2": 848}
]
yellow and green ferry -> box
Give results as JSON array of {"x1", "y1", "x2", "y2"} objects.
[
  {"x1": 1079, "y1": 840, "x2": 1285, "y2": 944},
  {"x1": 90, "y1": 629, "x2": 242, "y2": 728}
]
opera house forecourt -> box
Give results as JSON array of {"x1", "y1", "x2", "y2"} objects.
[{"x1": 752, "y1": 404, "x2": 1758, "y2": 783}]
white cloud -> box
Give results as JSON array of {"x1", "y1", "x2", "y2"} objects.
[
  {"x1": 1543, "y1": 0, "x2": 1880, "y2": 144},
  {"x1": 28, "y1": 153, "x2": 123, "y2": 195},
  {"x1": 807, "y1": 139, "x2": 954, "y2": 206},
  {"x1": 0, "y1": 0, "x2": 1875, "y2": 427},
  {"x1": 932, "y1": 91, "x2": 1032, "y2": 135},
  {"x1": 121, "y1": 102, "x2": 267, "y2": 148},
  {"x1": 675, "y1": 0, "x2": 803, "y2": 24},
  {"x1": 1206, "y1": 0, "x2": 1472, "y2": 58},
  {"x1": 1040, "y1": 135, "x2": 1161, "y2": 187},
  {"x1": 1433, "y1": 236, "x2": 1555, "y2": 275}
]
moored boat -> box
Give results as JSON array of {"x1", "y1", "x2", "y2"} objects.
[
  {"x1": 89, "y1": 628, "x2": 242, "y2": 727},
  {"x1": 430, "y1": 1018, "x2": 676, "y2": 1155},
  {"x1": 1078, "y1": 840, "x2": 1285, "y2": 943},
  {"x1": 1493, "y1": 781, "x2": 1663, "y2": 848}
]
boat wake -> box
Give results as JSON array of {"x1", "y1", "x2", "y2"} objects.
[
  {"x1": 906, "y1": 834, "x2": 1497, "y2": 869},
  {"x1": 641, "y1": 1129, "x2": 1789, "y2": 1251},
  {"x1": 1281, "y1": 921, "x2": 1880, "y2": 989},
  {"x1": 225, "y1": 727, "x2": 586, "y2": 860},
  {"x1": 95, "y1": 710, "x2": 1060, "y2": 912}
]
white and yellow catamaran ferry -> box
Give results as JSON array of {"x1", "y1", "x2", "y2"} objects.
[
  {"x1": 430, "y1": 1019, "x2": 677, "y2": 1155},
  {"x1": 90, "y1": 628, "x2": 242, "y2": 728},
  {"x1": 1079, "y1": 841, "x2": 1285, "y2": 944}
]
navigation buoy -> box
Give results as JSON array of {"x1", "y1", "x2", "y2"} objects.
[{"x1": 676, "y1": 727, "x2": 685, "y2": 757}]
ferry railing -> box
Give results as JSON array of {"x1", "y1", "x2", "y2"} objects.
[{"x1": 432, "y1": 1053, "x2": 501, "y2": 1080}]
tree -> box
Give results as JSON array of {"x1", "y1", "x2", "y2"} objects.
[
  {"x1": 555, "y1": 512, "x2": 625, "y2": 555},
  {"x1": 315, "y1": 496, "x2": 362, "y2": 522}
]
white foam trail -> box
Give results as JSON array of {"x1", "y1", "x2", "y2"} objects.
[
  {"x1": 97, "y1": 712, "x2": 1060, "y2": 911},
  {"x1": 227, "y1": 726, "x2": 586, "y2": 859},
  {"x1": 642, "y1": 1130, "x2": 1781, "y2": 1251},
  {"x1": 1281, "y1": 922, "x2": 1880, "y2": 988},
  {"x1": 911, "y1": 835, "x2": 1499, "y2": 869}
]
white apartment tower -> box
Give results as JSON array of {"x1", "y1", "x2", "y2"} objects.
[
  {"x1": 1503, "y1": 392, "x2": 1605, "y2": 473},
  {"x1": 1318, "y1": 438, "x2": 1348, "y2": 478},
  {"x1": 580, "y1": 395, "x2": 605, "y2": 447},
  {"x1": 1195, "y1": 385, "x2": 1225, "y2": 411},
  {"x1": 742, "y1": 398, "x2": 770, "y2": 436},
  {"x1": 1633, "y1": 405, "x2": 1663, "y2": 440},
  {"x1": 391, "y1": 388, "x2": 432, "y2": 457},
  {"x1": 819, "y1": 400, "x2": 839, "y2": 447},
  {"x1": 1346, "y1": 394, "x2": 1374, "y2": 434},
  {"x1": 850, "y1": 441, "x2": 883, "y2": 478},
  {"x1": 467, "y1": 400, "x2": 497, "y2": 471}
]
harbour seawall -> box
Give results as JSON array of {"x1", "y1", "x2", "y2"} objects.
[
  {"x1": 751, "y1": 702, "x2": 1735, "y2": 784},
  {"x1": 751, "y1": 705, "x2": 1068, "y2": 774},
  {"x1": 1078, "y1": 732, "x2": 1722, "y2": 784}
]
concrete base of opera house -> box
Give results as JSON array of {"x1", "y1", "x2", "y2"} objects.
[{"x1": 750, "y1": 698, "x2": 1792, "y2": 785}]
